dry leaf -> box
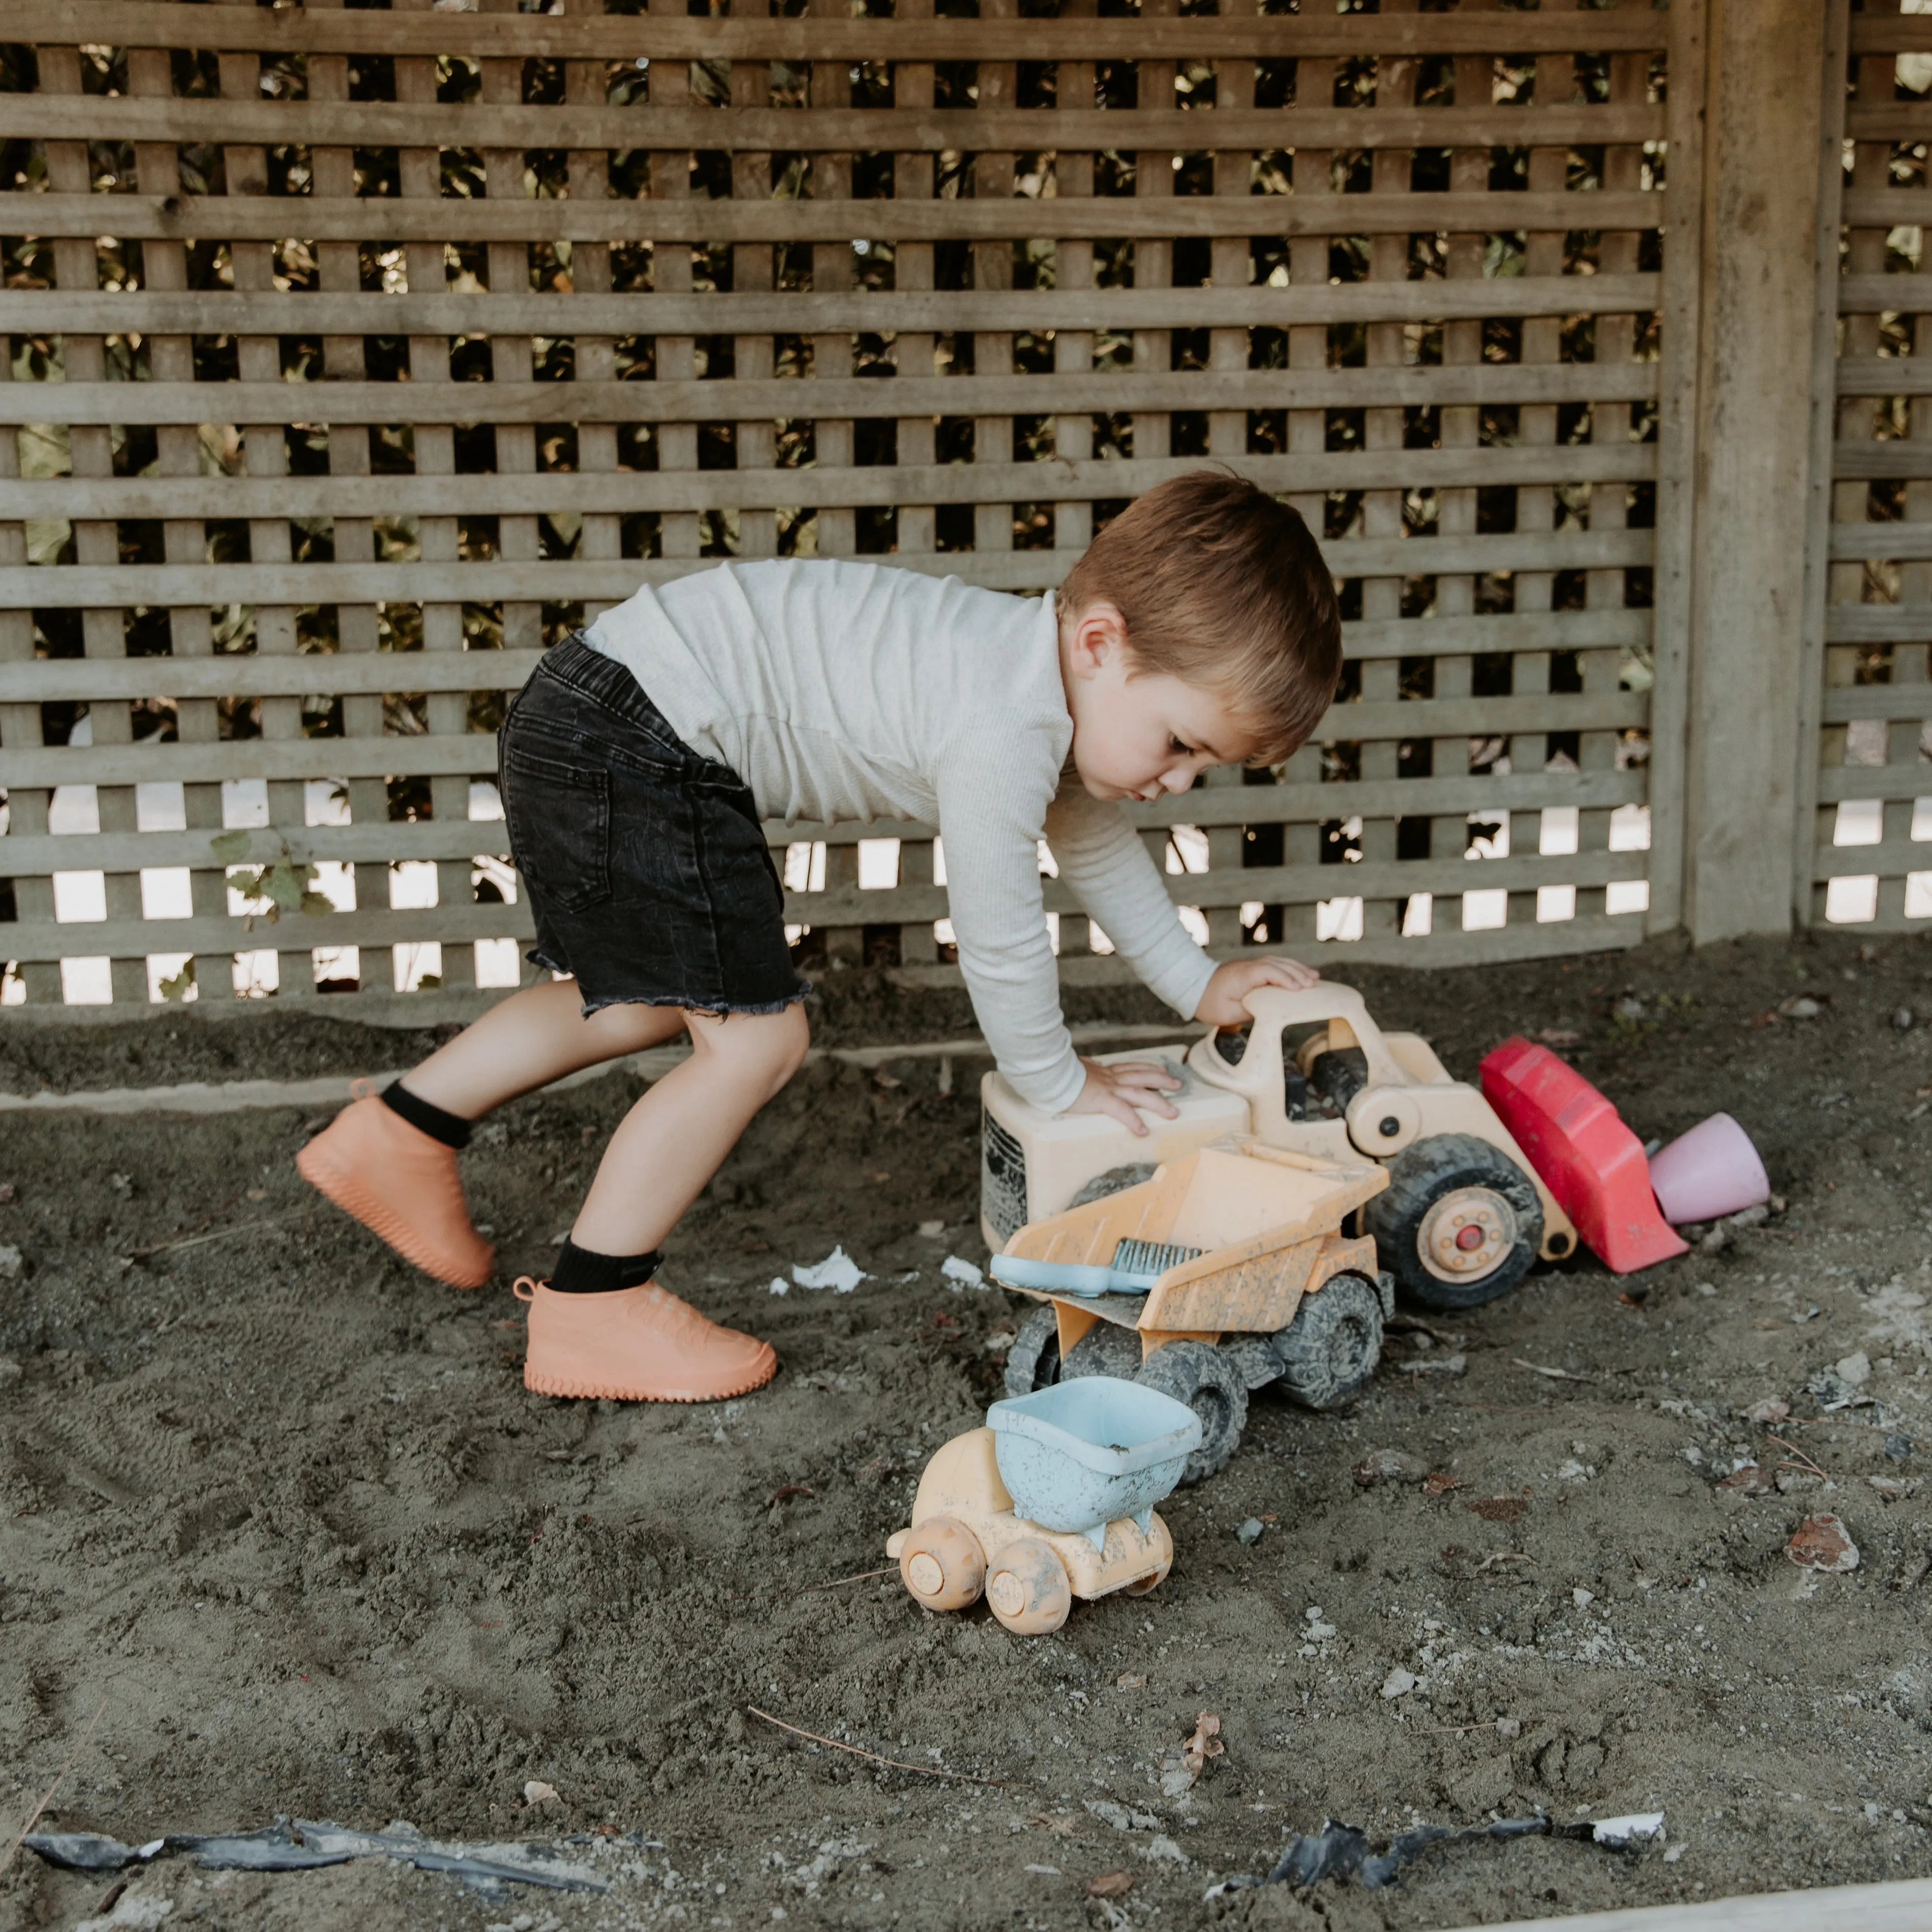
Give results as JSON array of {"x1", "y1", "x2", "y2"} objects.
[
  {"x1": 1086, "y1": 1870, "x2": 1133, "y2": 1899},
  {"x1": 1115, "y1": 1672, "x2": 1146, "y2": 1690},
  {"x1": 1466, "y1": 1496, "x2": 1527, "y2": 1523},
  {"x1": 1423, "y1": 1471, "x2": 1463, "y2": 1498},
  {"x1": 1182, "y1": 1712, "x2": 1223, "y2": 1779}
]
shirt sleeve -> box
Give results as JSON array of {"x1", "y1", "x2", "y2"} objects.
[
  {"x1": 932, "y1": 721, "x2": 1088, "y2": 1116},
  {"x1": 1044, "y1": 777, "x2": 1217, "y2": 1024}
]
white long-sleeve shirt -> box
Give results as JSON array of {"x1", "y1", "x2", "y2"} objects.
[{"x1": 585, "y1": 558, "x2": 1216, "y2": 1113}]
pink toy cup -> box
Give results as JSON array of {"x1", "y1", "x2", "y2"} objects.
[{"x1": 1647, "y1": 1112, "x2": 1770, "y2": 1226}]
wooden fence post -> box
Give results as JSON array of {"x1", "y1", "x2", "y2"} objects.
[{"x1": 1680, "y1": 0, "x2": 1832, "y2": 943}]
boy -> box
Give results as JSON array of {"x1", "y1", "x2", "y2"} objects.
[{"x1": 298, "y1": 472, "x2": 1341, "y2": 1403}]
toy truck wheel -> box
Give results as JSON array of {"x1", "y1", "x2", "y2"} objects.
[
  {"x1": 1368, "y1": 1133, "x2": 1543, "y2": 1310},
  {"x1": 1270, "y1": 1271, "x2": 1383, "y2": 1411},
  {"x1": 1122, "y1": 1553, "x2": 1173, "y2": 1597},
  {"x1": 1005, "y1": 1306, "x2": 1064, "y2": 1398},
  {"x1": 1068, "y1": 1162, "x2": 1159, "y2": 1208},
  {"x1": 898, "y1": 1516, "x2": 987, "y2": 1613},
  {"x1": 1061, "y1": 1321, "x2": 1144, "y2": 1381},
  {"x1": 1135, "y1": 1341, "x2": 1249, "y2": 1485},
  {"x1": 984, "y1": 1537, "x2": 1073, "y2": 1635}
]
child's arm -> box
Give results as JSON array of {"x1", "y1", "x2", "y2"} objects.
[{"x1": 1044, "y1": 779, "x2": 1317, "y2": 1022}]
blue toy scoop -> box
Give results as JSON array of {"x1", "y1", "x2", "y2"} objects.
[{"x1": 988, "y1": 1238, "x2": 1202, "y2": 1298}]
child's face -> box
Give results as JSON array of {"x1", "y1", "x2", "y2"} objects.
[{"x1": 1061, "y1": 603, "x2": 1258, "y2": 802}]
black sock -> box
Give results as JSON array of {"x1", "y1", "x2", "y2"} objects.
[
  {"x1": 380, "y1": 1079, "x2": 472, "y2": 1150},
  {"x1": 551, "y1": 1238, "x2": 662, "y2": 1295}
]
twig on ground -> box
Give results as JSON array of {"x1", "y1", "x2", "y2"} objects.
[
  {"x1": 1770, "y1": 1434, "x2": 1829, "y2": 1480},
  {"x1": 2, "y1": 1699, "x2": 108, "y2": 1874},
  {"x1": 126, "y1": 1209, "x2": 304, "y2": 1262},
  {"x1": 1512, "y1": 1358, "x2": 1595, "y2": 1384},
  {"x1": 746, "y1": 1707, "x2": 1018, "y2": 1787},
  {"x1": 806, "y1": 1566, "x2": 897, "y2": 1592}
]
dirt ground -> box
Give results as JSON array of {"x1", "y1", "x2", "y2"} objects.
[{"x1": 6, "y1": 930, "x2": 1932, "y2": 1932}]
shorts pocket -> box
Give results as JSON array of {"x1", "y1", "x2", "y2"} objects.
[{"x1": 503, "y1": 747, "x2": 612, "y2": 913}]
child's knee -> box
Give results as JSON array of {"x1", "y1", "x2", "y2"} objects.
[{"x1": 694, "y1": 1002, "x2": 809, "y2": 1094}]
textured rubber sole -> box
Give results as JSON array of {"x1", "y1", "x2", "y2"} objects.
[
  {"x1": 297, "y1": 1137, "x2": 493, "y2": 1290},
  {"x1": 523, "y1": 1357, "x2": 778, "y2": 1404}
]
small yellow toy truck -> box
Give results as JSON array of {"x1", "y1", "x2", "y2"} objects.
[
  {"x1": 982, "y1": 982, "x2": 1575, "y2": 1313},
  {"x1": 994, "y1": 1137, "x2": 1391, "y2": 1482}
]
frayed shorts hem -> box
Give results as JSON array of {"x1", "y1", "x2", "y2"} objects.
[{"x1": 525, "y1": 949, "x2": 813, "y2": 1019}]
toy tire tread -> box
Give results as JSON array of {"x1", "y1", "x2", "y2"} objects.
[
  {"x1": 1367, "y1": 1132, "x2": 1543, "y2": 1310},
  {"x1": 1270, "y1": 1271, "x2": 1382, "y2": 1411},
  {"x1": 1005, "y1": 1305, "x2": 1063, "y2": 1398},
  {"x1": 1134, "y1": 1339, "x2": 1248, "y2": 1485}
]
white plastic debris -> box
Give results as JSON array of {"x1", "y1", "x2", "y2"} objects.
[
  {"x1": 768, "y1": 1276, "x2": 790, "y2": 1297},
  {"x1": 792, "y1": 1247, "x2": 866, "y2": 1294},
  {"x1": 1590, "y1": 1812, "x2": 1665, "y2": 1847},
  {"x1": 941, "y1": 1255, "x2": 986, "y2": 1290}
]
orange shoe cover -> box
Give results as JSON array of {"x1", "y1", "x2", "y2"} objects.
[
  {"x1": 515, "y1": 1276, "x2": 778, "y2": 1403},
  {"x1": 296, "y1": 1094, "x2": 494, "y2": 1289}
]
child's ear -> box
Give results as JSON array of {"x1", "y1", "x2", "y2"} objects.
[{"x1": 1068, "y1": 601, "x2": 1129, "y2": 679}]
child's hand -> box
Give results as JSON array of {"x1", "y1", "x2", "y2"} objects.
[
  {"x1": 1194, "y1": 955, "x2": 1320, "y2": 1027},
  {"x1": 1066, "y1": 1057, "x2": 1184, "y2": 1137}
]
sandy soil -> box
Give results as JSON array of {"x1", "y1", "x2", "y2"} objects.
[{"x1": 5, "y1": 930, "x2": 1932, "y2": 1932}]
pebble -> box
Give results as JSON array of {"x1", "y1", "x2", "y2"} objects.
[
  {"x1": 1747, "y1": 1398, "x2": 1791, "y2": 1426},
  {"x1": 1397, "y1": 1354, "x2": 1467, "y2": 1378},
  {"x1": 1353, "y1": 1448, "x2": 1429, "y2": 1488},
  {"x1": 1893, "y1": 1007, "x2": 1916, "y2": 1033},
  {"x1": 1379, "y1": 1667, "x2": 1418, "y2": 1700},
  {"x1": 1236, "y1": 1518, "x2": 1264, "y2": 1546},
  {"x1": 0, "y1": 1245, "x2": 20, "y2": 1279},
  {"x1": 1786, "y1": 1513, "x2": 1860, "y2": 1573},
  {"x1": 1836, "y1": 1351, "x2": 1872, "y2": 1388}
]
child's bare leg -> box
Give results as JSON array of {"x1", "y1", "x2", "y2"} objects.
[
  {"x1": 520, "y1": 1003, "x2": 808, "y2": 1403},
  {"x1": 572, "y1": 1002, "x2": 810, "y2": 1254},
  {"x1": 401, "y1": 976, "x2": 687, "y2": 1120}
]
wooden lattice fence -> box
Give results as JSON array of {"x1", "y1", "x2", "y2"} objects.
[
  {"x1": 0, "y1": 0, "x2": 1704, "y2": 1018},
  {"x1": 1810, "y1": 1, "x2": 1932, "y2": 938}
]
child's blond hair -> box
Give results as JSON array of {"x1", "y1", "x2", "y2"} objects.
[{"x1": 1059, "y1": 471, "x2": 1341, "y2": 763}]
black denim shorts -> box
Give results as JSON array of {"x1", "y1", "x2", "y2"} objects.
[{"x1": 498, "y1": 634, "x2": 809, "y2": 1016}]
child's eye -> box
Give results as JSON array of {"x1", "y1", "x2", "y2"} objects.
[{"x1": 1169, "y1": 736, "x2": 1191, "y2": 756}]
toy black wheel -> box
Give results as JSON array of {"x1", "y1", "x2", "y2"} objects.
[
  {"x1": 1367, "y1": 1133, "x2": 1543, "y2": 1310},
  {"x1": 1135, "y1": 1340, "x2": 1248, "y2": 1485},
  {"x1": 1004, "y1": 1305, "x2": 1063, "y2": 1398},
  {"x1": 1270, "y1": 1271, "x2": 1383, "y2": 1411},
  {"x1": 1067, "y1": 1162, "x2": 1158, "y2": 1208},
  {"x1": 1061, "y1": 1320, "x2": 1144, "y2": 1382}
]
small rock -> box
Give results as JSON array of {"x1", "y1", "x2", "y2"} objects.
[
  {"x1": 1718, "y1": 1463, "x2": 1778, "y2": 1495},
  {"x1": 0, "y1": 1182, "x2": 15, "y2": 1203},
  {"x1": 1236, "y1": 1517, "x2": 1264, "y2": 1546},
  {"x1": 1781, "y1": 996, "x2": 1822, "y2": 1020},
  {"x1": 1893, "y1": 1007, "x2": 1916, "y2": 1033},
  {"x1": 1869, "y1": 1475, "x2": 1922, "y2": 1502},
  {"x1": 1303, "y1": 1606, "x2": 1337, "y2": 1639},
  {"x1": 941, "y1": 1255, "x2": 985, "y2": 1289},
  {"x1": 1747, "y1": 1398, "x2": 1791, "y2": 1426},
  {"x1": 1787, "y1": 1513, "x2": 1860, "y2": 1573},
  {"x1": 523, "y1": 1779, "x2": 561, "y2": 1808},
  {"x1": 1776, "y1": 1469, "x2": 1820, "y2": 1494},
  {"x1": 1353, "y1": 1448, "x2": 1428, "y2": 1488},
  {"x1": 1397, "y1": 1353, "x2": 1467, "y2": 1378},
  {"x1": 1836, "y1": 1351, "x2": 1872, "y2": 1388},
  {"x1": 1379, "y1": 1667, "x2": 1418, "y2": 1700},
  {"x1": 917, "y1": 1219, "x2": 946, "y2": 1238},
  {"x1": 1572, "y1": 1587, "x2": 1596, "y2": 1609},
  {"x1": 1885, "y1": 1434, "x2": 1915, "y2": 1462},
  {"x1": 0, "y1": 1245, "x2": 19, "y2": 1279},
  {"x1": 0, "y1": 1359, "x2": 20, "y2": 1386},
  {"x1": 1615, "y1": 996, "x2": 1650, "y2": 1023},
  {"x1": 1086, "y1": 1871, "x2": 1133, "y2": 1900},
  {"x1": 1496, "y1": 1717, "x2": 1523, "y2": 1739},
  {"x1": 1138, "y1": 1836, "x2": 1187, "y2": 1864}
]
